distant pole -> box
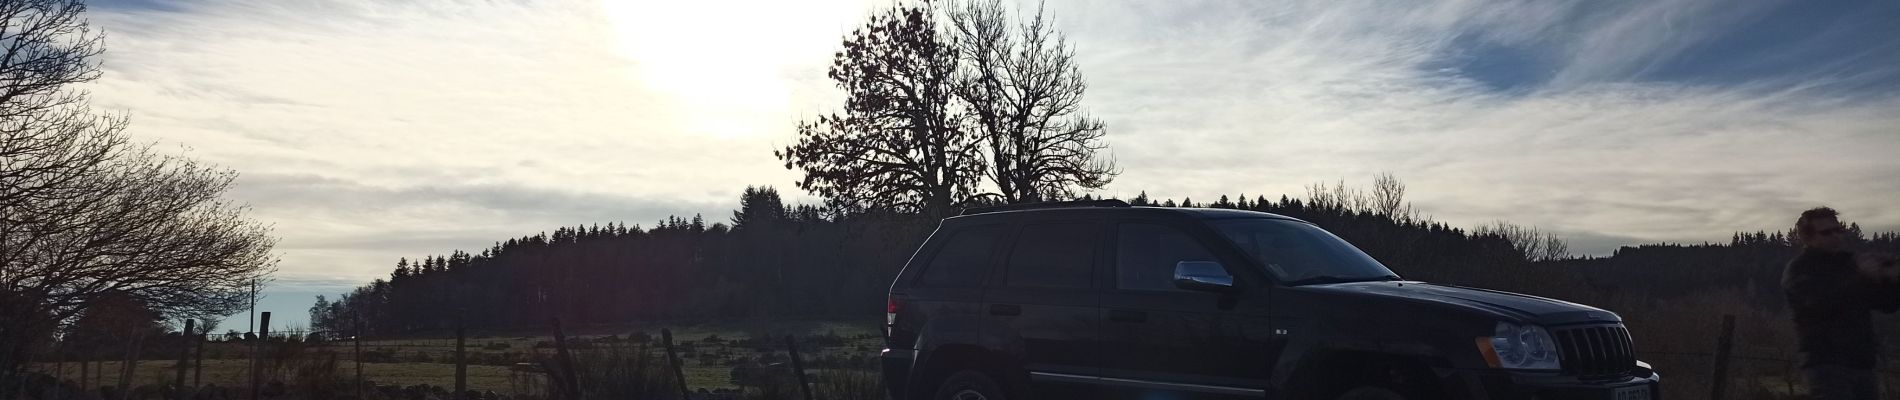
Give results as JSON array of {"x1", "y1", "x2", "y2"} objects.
[
  {"x1": 661, "y1": 329, "x2": 689, "y2": 400},
  {"x1": 354, "y1": 316, "x2": 363, "y2": 400},
  {"x1": 250, "y1": 312, "x2": 271, "y2": 400},
  {"x1": 454, "y1": 312, "x2": 467, "y2": 399},
  {"x1": 785, "y1": 335, "x2": 813, "y2": 400},
  {"x1": 1709, "y1": 314, "x2": 1736, "y2": 400},
  {"x1": 174, "y1": 319, "x2": 195, "y2": 399}
]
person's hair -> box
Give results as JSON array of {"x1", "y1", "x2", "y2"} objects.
[{"x1": 1795, "y1": 206, "x2": 1840, "y2": 242}]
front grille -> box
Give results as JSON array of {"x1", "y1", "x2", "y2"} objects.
[{"x1": 1553, "y1": 325, "x2": 1636, "y2": 377}]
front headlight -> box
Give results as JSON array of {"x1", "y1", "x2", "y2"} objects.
[{"x1": 1478, "y1": 322, "x2": 1560, "y2": 370}]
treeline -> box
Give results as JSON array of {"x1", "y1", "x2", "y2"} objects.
[
  {"x1": 1565, "y1": 228, "x2": 1900, "y2": 311},
  {"x1": 314, "y1": 179, "x2": 1611, "y2": 335},
  {"x1": 313, "y1": 183, "x2": 1900, "y2": 338}
]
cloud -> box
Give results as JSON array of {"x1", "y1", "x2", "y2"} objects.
[
  {"x1": 1050, "y1": 0, "x2": 1900, "y2": 250},
  {"x1": 78, "y1": 0, "x2": 1900, "y2": 319}
]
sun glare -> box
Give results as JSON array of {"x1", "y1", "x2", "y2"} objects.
[{"x1": 599, "y1": 0, "x2": 868, "y2": 139}]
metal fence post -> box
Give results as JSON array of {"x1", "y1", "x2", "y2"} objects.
[{"x1": 1710, "y1": 314, "x2": 1736, "y2": 400}]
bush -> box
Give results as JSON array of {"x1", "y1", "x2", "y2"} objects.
[
  {"x1": 812, "y1": 368, "x2": 884, "y2": 400},
  {"x1": 409, "y1": 350, "x2": 434, "y2": 363},
  {"x1": 803, "y1": 330, "x2": 847, "y2": 348},
  {"x1": 483, "y1": 342, "x2": 511, "y2": 351},
  {"x1": 565, "y1": 344, "x2": 674, "y2": 399}
]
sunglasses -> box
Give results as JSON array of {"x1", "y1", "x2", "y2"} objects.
[{"x1": 1816, "y1": 227, "x2": 1846, "y2": 236}]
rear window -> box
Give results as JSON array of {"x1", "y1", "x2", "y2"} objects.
[
  {"x1": 1003, "y1": 222, "x2": 1099, "y2": 289},
  {"x1": 916, "y1": 225, "x2": 1005, "y2": 288}
]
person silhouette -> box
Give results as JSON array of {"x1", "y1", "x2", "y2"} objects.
[{"x1": 1783, "y1": 207, "x2": 1899, "y2": 400}]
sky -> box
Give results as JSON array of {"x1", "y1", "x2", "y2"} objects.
[{"x1": 80, "y1": 0, "x2": 1900, "y2": 330}]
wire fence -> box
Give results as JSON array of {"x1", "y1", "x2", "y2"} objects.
[
  {"x1": 24, "y1": 317, "x2": 886, "y2": 400},
  {"x1": 29, "y1": 313, "x2": 1900, "y2": 400}
]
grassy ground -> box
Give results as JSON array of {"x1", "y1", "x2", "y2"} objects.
[
  {"x1": 39, "y1": 317, "x2": 883, "y2": 395},
  {"x1": 34, "y1": 360, "x2": 526, "y2": 394}
]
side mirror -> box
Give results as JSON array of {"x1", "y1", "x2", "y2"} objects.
[{"x1": 1173, "y1": 261, "x2": 1236, "y2": 292}]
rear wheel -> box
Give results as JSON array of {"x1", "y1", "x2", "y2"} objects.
[{"x1": 932, "y1": 370, "x2": 1008, "y2": 400}]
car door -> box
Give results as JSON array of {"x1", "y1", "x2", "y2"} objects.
[
  {"x1": 1097, "y1": 220, "x2": 1272, "y2": 399},
  {"x1": 983, "y1": 219, "x2": 1109, "y2": 397}
]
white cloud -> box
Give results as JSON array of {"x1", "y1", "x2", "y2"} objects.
[
  {"x1": 1050, "y1": 0, "x2": 1900, "y2": 248},
  {"x1": 79, "y1": 0, "x2": 1900, "y2": 306}
]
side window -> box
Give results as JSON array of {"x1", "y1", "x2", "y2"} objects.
[
  {"x1": 1116, "y1": 223, "x2": 1218, "y2": 291},
  {"x1": 1003, "y1": 222, "x2": 1099, "y2": 289},
  {"x1": 917, "y1": 225, "x2": 1006, "y2": 288}
]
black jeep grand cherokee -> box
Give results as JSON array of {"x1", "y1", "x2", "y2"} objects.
[{"x1": 880, "y1": 200, "x2": 1660, "y2": 400}]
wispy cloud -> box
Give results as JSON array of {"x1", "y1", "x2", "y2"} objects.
[
  {"x1": 1054, "y1": 0, "x2": 1900, "y2": 249},
  {"x1": 79, "y1": 0, "x2": 1900, "y2": 306}
]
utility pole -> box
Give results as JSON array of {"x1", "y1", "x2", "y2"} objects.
[{"x1": 248, "y1": 279, "x2": 257, "y2": 335}]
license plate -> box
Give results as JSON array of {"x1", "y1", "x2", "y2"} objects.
[{"x1": 1611, "y1": 385, "x2": 1651, "y2": 400}]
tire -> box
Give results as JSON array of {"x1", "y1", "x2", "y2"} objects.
[
  {"x1": 1336, "y1": 386, "x2": 1409, "y2": 400},
  {"x1": 931, "y1": 370, "x2": 1009, "y2": 400}
]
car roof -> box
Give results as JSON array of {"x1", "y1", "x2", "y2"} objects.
[{"x1": 944, "y1": 205, "x2": 1308, "y2": 224}]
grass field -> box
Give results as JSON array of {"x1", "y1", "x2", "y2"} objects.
[{"x1": 37, "y1": 317, "x2": 884, "y2": 397}]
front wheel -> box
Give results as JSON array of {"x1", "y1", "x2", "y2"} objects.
[{"x1": 932, "y1": 370, "x2": 1009, "y2": 400}]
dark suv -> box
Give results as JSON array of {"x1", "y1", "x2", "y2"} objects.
[{"x1": 880, "y1": 200, "x2": 1660, "y2": 400}]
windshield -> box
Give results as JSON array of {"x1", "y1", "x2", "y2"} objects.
[{"x1": 1212, "y1": 219, "x2": 1398, "y2": 285}]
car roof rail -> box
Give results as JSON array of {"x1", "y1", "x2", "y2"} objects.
[{"x1": 958, "y1": 199, "x2": 1131, "y2": 216}]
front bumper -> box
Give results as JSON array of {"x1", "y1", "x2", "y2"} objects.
[{"x1": 1442, "y1": 364, "x2": 1661, "y2": 400}]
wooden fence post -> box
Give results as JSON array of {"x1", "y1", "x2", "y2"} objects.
[
  {"x1": 53, "y1": 343, "x2": 65, "y2": 399},
  {"x1": 550, "y1": 318, "x2": 580, "y2": 399},
  {"x1": 1710, "y1": 314, "x2": 1736, "y2": 400},
  {"x1": 193, "y1": 331, "x2": 206, "y2": 387},
  {"x1": 661, "y1": 329, "x2": 690, "y2": 400},
  {"x1": 785, "y1": 335, "x2": 813, "y2": 400},
  {"x1": 174, "y1": 319, "x2": 195, "y2": 399},
  {"x1": 251, "y1": 312, "x2": 270, "y2": 400},
  {"x1": 118, "y1": 332, "x2": 147, "y2": 400},
  {"x1": 79, "y1": 356, "x2": 90, "y2": 394}
]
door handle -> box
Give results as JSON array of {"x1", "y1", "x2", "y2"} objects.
[
  {"x1": 989, "y1": 304, "x2": 1021, "y2": 316},
  {"x1": 1108, "y1": 309, "x2": 1147, "y2": 323}
]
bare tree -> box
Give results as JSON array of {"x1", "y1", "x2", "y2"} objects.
[
  {"x1": 0, "y1": 0, "x2": 277, "y2": 389},
  {"x1": 949, "y1": 0, "x2": 1116, "y2": 203},
  {"x1": 1371, "y1": 173, "x2": 1404, "y2": 216},
  {"x1": 778, "y1": 2, "x2": 986, "y2": 216},
  {"x1": 1473, "y1": 221, "x2": 1572, "y2": 262},
  {"x1": 1306, "y1": 179, "x2": 1369, "y2": 213}
]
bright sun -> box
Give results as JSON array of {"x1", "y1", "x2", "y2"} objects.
[{"x1": 598, "y1": 0, "x2": 873, "y2": 139}]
